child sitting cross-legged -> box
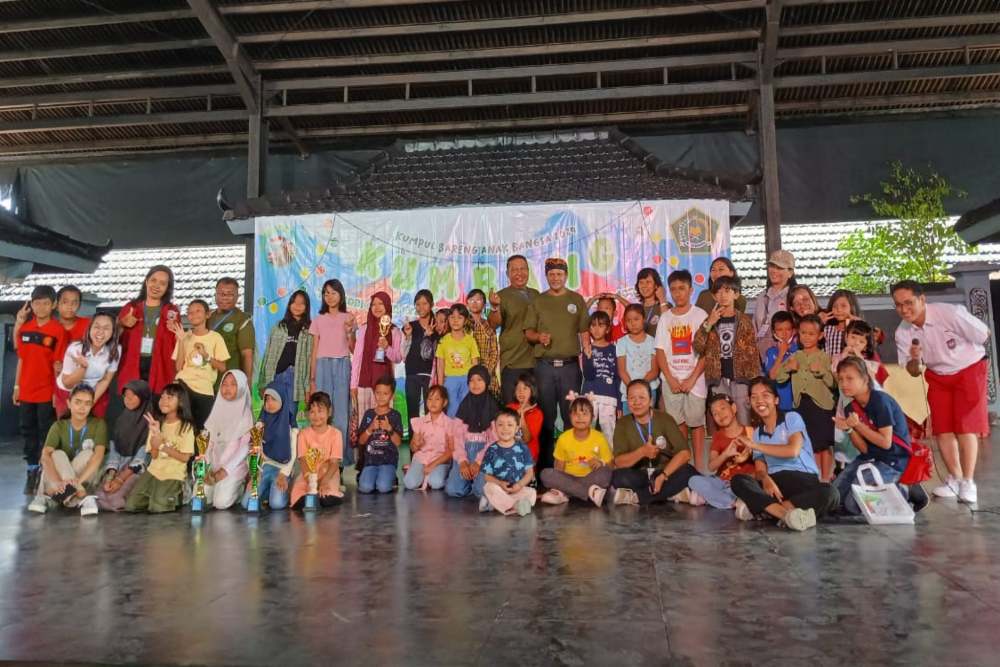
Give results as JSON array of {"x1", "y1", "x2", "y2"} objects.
[
  {"x1": 539, "y1": 396, "x2": 614, "y2": 507},
  {"x1": 479, "y1": 408, "x2": 536, "y2": 516},
  {"x1": 687, "y1": 394, "x2": 755, "y2": 511}
]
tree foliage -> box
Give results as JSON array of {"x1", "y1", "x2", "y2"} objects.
[{"x1": 830, "y1": 161, "x2": 973, "y2": 294}]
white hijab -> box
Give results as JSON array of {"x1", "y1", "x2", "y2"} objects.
[{"x1": 204, "y1": 370, "x2": 254, "y2": 445}]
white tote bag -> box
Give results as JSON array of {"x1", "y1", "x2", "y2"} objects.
[{"x1": 850, "y1": 463, "x2": 915, "y2": 525}]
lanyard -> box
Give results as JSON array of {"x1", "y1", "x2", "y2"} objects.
[
  {"x1": 69, "y1": 423, "x2": 88, "y2": 455},
  {"x1": 633, "y1": 417, "x2": 652, "y2": 444},
  {"x1": 212, "y1": 310, "x2": 235, "y2": 332}
]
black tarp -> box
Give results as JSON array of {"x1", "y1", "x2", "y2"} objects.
[{"x1": 3, "y1": 112, "x2": 1000, "y2": 249}]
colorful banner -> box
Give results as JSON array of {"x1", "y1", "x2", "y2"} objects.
[{"x1": 253, "y1": 199, "x2": 731, "y2": 360}]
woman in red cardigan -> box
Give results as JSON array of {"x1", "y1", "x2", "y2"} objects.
[
  {"x1": 117, "y1": 265, "x2": 180, "y2": 395},
  {"x1": 507, "y1": 372, "x2": 543, "y2": 463}
]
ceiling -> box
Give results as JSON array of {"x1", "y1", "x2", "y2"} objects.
[{"x1": 1, "y1": 0, "x2": 999, "y2": 161}]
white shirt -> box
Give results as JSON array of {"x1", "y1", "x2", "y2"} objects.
[
  {"x1": 57, "y1": 341, "x2": 121, "y2": 391},
  {"x1": 895, "y1": 302, "x2": 989, "y2": 375},
  {"x1": 654, "y1": 305, "x2": 708, "y2": 398}
]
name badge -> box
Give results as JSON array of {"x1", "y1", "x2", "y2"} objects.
[{"x1": 141, "y1": 336, "x2": 154, "y2": 355}]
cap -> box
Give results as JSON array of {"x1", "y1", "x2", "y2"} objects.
[
  {"x1": 767, "y1": 249, "x2": 795, "y2": 270},
  {"x1": 544, "y1": 257, "x2": 568, "y2": 273}
]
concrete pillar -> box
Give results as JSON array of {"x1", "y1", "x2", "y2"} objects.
[{"x1": 948, "y1": 262, "x2": 1000, "y2": 415}]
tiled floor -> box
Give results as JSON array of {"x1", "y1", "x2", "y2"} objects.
[{"x1": 0, "y1": 438, "x2": 996, "y2": 666}]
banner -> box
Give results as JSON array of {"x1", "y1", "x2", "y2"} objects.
[{"x1": 253, "y1": 199, "x2": 731, "y2": 360}]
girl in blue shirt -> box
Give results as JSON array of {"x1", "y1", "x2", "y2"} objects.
[{"x1": 729, "y1": 377, "x2": 840, "y2": 531}]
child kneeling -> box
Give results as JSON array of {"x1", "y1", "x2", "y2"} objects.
[
  {"x1": 480, "y1": 408, "x2": 536, "y2": 516},
  {"x1": 289, "y1": 392, "x2": 344, "y2": 509},
  {"x1": 125, "y1": 384, "x2": 195, "y2": 513}
]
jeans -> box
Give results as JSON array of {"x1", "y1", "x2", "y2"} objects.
[
  {"x1": 535, "y1": 360, "x2": 582, "y2": 470},
  {"x1": 358, "y1": 464, "x2": 398, "y2": 494},
  {"x1": 611, "y1": 465, "x2": 699, "y2": 506},
  {"x1": 834, "y1": 458, "x2": 904, "y2": 515},
  {"x1": 315, "y1": 356, "x2": 353, "y2": 467},
  {"x1": 20, "y1": 401, "x2": 56, "y2": 466},
  {"x1": 443, "y1": 375, "x2": 469, "y2": 418},
  {"x1": 405, "y1": 374, "x2": 431, "y2": 426},
  {"x1": 403, "y1": 461, "x2": 449, "y2": 490},
  {"x1": 241, "y1": 464, "x2": 289, "y2": 510},
  {"x1": 445, "y1": 441, "x2": 488, "y2": 498},
  {"x1": 731, "y1": 470, "x2": 840, "y2": 517},
  {"x1": 688, "y1": 475, "x2": 738, "y2": 509},
  {"x1": 501, "y1": 367, "x2": 534, "y2": 405}
]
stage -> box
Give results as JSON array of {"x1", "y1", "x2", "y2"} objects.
[{"x1": 0, "y1": 439, "x2": 996, "y2": 666}]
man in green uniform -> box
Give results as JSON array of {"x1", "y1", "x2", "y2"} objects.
[
  {"x1": 487, "y1": 254, "x2": 540, "y2": 404},
  {"x1": 207, "y1": 277, "x2": 255, "y2": 388}
]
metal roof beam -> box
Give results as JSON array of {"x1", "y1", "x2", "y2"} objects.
[
  {"x1": 0, "y1": 109, "x2": 248, "y2": 134},
  {"x1": 0, "y1": 9, "x2": 196, "y2": 34},
  {"x1": 783, "y1": 12, "x2": 1000, "y2": 36},
  {"x1": 0, "y1": 65, "x2": 230, "y2": 91},
  {"x1": 0, "y1": 38, "x2": 216, "y2": 64},
  {"x1": 238, "y1": 1, "x2": 766, "y2": 44},
  {"x1": 256, "y1": 29, "x2": 762, "y2": 71}
]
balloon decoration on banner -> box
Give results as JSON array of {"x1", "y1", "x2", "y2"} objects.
[{"x1": 258, "y1": 216, "x2": 340, "y2": 311}]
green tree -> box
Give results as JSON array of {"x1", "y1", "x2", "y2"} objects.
[{"x1": 830, "y1": 161, "x2": 974, "y2": 294}]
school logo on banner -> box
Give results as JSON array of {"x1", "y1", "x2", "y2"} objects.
[{"x1": 670, "y1": 207, "x2": 719, "y2": 254}]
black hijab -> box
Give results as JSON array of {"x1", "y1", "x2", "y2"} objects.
[
  {"x1": 114, "y1": 379, "x2": 152, "y2": 458},
  {"x1": 456, "y1": 365, "x2": 500, "y2": 433}
]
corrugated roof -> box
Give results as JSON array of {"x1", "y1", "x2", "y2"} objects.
[{"x1": 0, "y1": 244, "x2": 246, "y2": 308}]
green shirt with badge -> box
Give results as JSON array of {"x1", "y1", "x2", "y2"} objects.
[
  {"x1": 44, "y1": 417, "x2": 109, "y2": 459},
  {"x1": 494, "y1": 285, "x2": 540, "y2": 370},
  {"x1": 612, "y1": 411, "x2": 686, "y2": 472},
  {"x1": 208, "y1": 308, "x2": 255, "y2": 374},
  {"x1": 524, "y1": 289, "x2": 589, "y2": 359}
]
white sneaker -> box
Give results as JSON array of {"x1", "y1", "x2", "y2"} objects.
[
  {"x1": 734, "y1": 499, "x2": 753, "y2": 521},
  {"x1": 613, "y1": 488, "x2": 640, "y2": 506},
  {"x1": 27, "y1": 495, "x2": 48, "y2": 514},
  {"x1": 588, "y1": 485, "x2": 607, "y2": 508},
  {"x1": 782, "y1": 507, "x2": 817, "y2": 532},
  {"x1": 958, "y1": 479, "x2": 978, "y2": 504},
  {"x1": 932, "y1": 476, "x2": 960, "y2": 499},
  {"x1": 80, "y1": 496, "x2": 99, "y2": 517},
  {"x1": 669, "y1": 488, "x2": 691, "y2": 504},
  {"x1": 540, "y1": 489, "x2": 569, "y2": 505},
  {"x1": 514, "y1": 498, "x2": 532, "y2": 516},
  {"x1": 478, "y1": 496, "x2": 492, "y2": 513},
  {"x1": 688, "y1": 489, "x2": 706, "y2": 506}
]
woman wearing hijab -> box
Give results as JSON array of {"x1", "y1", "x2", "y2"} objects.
[
  {"x1": 350, "y1": 291, "x2": 403, "y2": 464},
  {"x1": 202, "y1": 370, "x2": 254, "y2": 510},
  {"x1": 446, "y1": 365, "x2": 500, "y2": 499},
  {"x1": 242, "y1": 379, "x2": 298, "y2": 510},
  {"x1": 96, "y1": 380, "x2": 153, "y2": 511}
]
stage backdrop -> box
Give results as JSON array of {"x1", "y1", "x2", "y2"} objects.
[{"x1": 253, "y1": 199, "x2": 731, "y2": 363}]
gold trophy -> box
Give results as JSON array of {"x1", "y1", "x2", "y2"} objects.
[
  {"x1": 191, "y1": 430, "x2": 210, "y2": 512},
  {"x1": 304, "y1": 447, "x2": 322, "y2": 511},
  {"x1": 246, "y1": 422, "x2": 264, "y2": 512},
  {"x1": 374, "y1": 314, "x2": 392, "y2": 362}
]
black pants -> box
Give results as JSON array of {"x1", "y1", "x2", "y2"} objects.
[
  {"x1": 184, "y1": 385, "x2": 215, "y2": 432},
  {"x1": 404, "y1": 374, "x2": 431, "y2": 427},
  {"x1": 534, "y1": 360, "x2": 581, "y2": 470},
  {"x1": 20, "y1": 401, "x2": 56, "y2": 466},
  {"x1": 292, "y1": 495, "x2": 343, "y2": 510},
  {"x1": 730, "y1": 470, "x2": 840, "y2": 517},
  {"x1": 612, "y1": 465, "x2": 699, "y2": 506},
  {"x1": 500, "y1": 366, "x2": 535, "y2": 405}
]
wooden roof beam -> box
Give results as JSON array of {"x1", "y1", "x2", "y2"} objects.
[{"x1": 0, "y1": 9, "x2": 196, "y2": 34}]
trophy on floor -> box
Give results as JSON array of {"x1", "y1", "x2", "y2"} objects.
[
  {"x1": 246, "y1": 422, "x2": 264, "y2": 513},
  {"x1": 191, "y1": 429, "x2": 210, "y2": 513},
  {"x1": 304, "y1": 446, "x2": 322, "y2": 511},
  {"x1": 374, "y1": 314, "x2": 392, "y2": 362}
]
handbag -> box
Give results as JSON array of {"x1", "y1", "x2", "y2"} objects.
[
  {"x1": 850, "y1": 463, "x2": 915, "y2": 525},
  {"x1": 850, "y1": 402, "x2": 933, "y2": 484}
]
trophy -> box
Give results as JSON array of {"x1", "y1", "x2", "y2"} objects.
[
  {"x1": 246, "y1": 422, "x2": 264, "y2": 513},
  {"x1": 191, "y1": 429, "x2": 210, "y2": 512},
  {"x1": 304, "y1": 447, "x2": 322, "y2": 511},
  {"x1": 374, "y1": 314, "x2": 392, "y2": 362}
]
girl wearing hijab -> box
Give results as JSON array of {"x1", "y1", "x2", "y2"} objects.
[
  {"x1": 445, "y1": 365, "x2": 499, "y2": 499},
  {"x1": 242, "y1": 379, "x2": 298, "y2": 510},
  {"x1": 350, "y1": 291, "x2": 403, "y2": 463},
  {"x1": 96, "y1": 380, "x2": 153, "y2": 511},
  {"x1": 202, "y1": 370, "x2": 254, "y2": 510}
]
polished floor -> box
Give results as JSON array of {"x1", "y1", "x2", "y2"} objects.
[{"x1": 0, "y1": 438, "x2": 998, "y2": 667}]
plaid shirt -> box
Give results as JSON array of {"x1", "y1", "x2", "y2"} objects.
[
  {"x1": 259, "y1": 322, "x2": 314, "y2": 401},
  {"x1": 823, "y1": 324, "x2": 845, "y2": 358},
  {"x1": 471, "y1": 317, "x2": 500, "y2": 396}
]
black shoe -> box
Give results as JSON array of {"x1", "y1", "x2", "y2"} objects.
[
  {"x1": 908, "y1": 484, "x2": 929, "y2": 513},
  {"x1": 23, "y1": 468, "x2": 39, "y2": 496}
]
